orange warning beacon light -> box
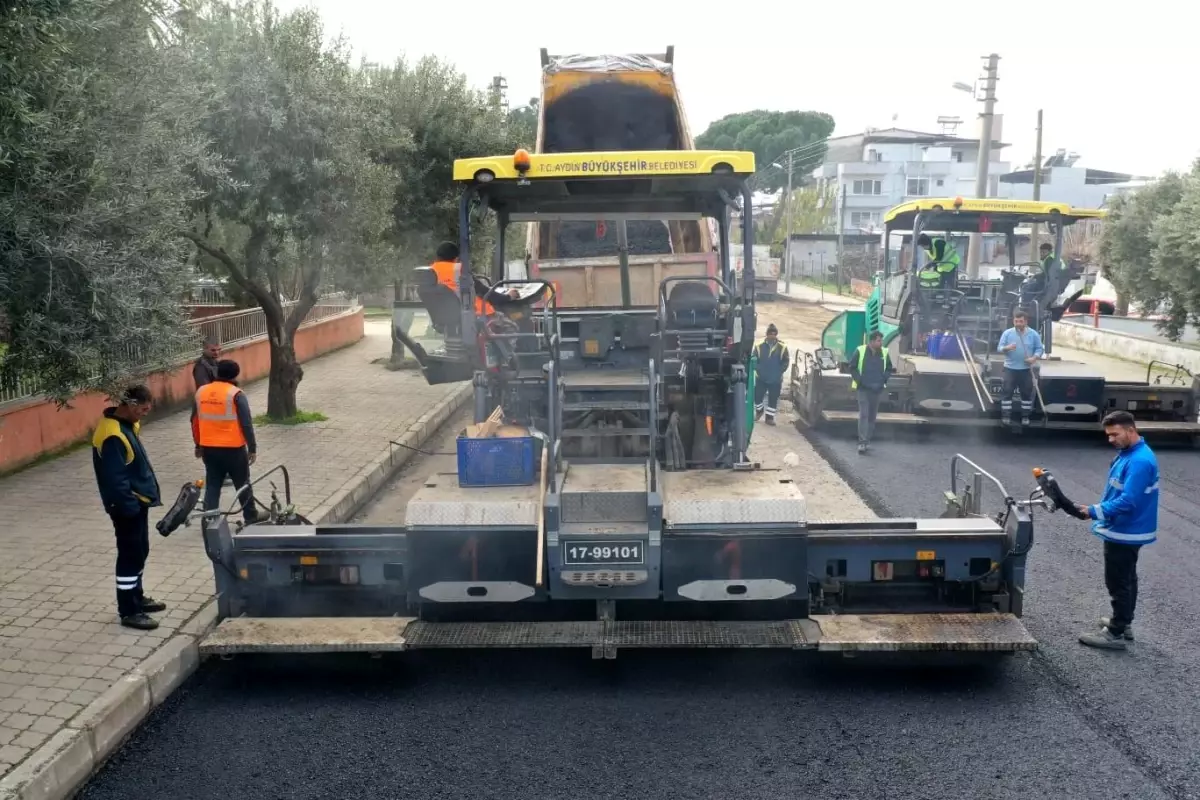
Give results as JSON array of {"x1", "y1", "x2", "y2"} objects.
[
  {"x1": 514, "y1": 148, "x2": 531, "y2": 172},
  {"x1": 953, "y1": 196, "x2": 964, "y2": 209}
]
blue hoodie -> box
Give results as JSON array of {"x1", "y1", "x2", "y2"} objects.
[{"x1": 1087, "y1": 438, "x2": 1159, "y2": 545}]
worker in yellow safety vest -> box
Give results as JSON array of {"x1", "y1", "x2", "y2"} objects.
[
  {"x1": 847, "y1": 331, "x2": 893, "y2": 454},
  {"x1": 190, "y1": 359, "x2": 261, "y2": 525},
  {"x1": 916, "y1": 234, "x2": 961, "y2": 289}
]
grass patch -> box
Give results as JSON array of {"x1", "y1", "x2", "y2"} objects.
[
  {"x1": 254, "y1": 410, "x2": 329, "y2": 426},
  {"x1": 363, "y1": 306, "x2": 392, "y2": 318}
]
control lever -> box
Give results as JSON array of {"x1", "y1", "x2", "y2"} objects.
[{"x1": 1029, "y1": 467, "x2": 1089, "y2": 520}]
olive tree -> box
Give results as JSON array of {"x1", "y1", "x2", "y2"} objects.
[
  {"x1": 177, "y1": 0, "x2": 395, "y2": 418},
  {"x1": 0, "y1": 0, "x2": 216, "y2": 402}
]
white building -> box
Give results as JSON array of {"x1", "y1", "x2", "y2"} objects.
[
  {"x1": 998, "y1": 150, "x2": 1146, "y2": 210},
  {"x1": 810, "y1": 122, "x2": 1011, "y2": 235}
]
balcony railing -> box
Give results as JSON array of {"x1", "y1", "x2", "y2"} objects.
[{"x1": 0, "y1": 294, "x2": 360, "y2": 407}]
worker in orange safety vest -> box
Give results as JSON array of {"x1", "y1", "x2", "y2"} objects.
[
  {"x1": 190, "y1": 359, "x2": 261, "y2": 525},
  {"x1": 430, "y1": 241, "x2": 497, "y2": 316}
]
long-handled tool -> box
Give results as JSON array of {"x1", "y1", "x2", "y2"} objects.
[{"x1": 535, "y1": 444, "x2": 549, "y2": 588}]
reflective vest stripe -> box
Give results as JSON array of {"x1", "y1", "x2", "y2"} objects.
[
  {"x1": 850, "y1": 344, "x2": 889, "y2": 390},
  {"x1": 195, "y1": 382, "x2": 246, "y2": 448}
]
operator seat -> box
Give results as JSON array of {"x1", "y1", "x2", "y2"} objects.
[
  {"x1": 665, "y1": 281, "x2": 720, "y2": 329},
  {"x1": 412, "y1": 267, "x2": 462, "y2": 338}
]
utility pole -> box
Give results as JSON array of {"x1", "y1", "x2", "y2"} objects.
[
  {"x1": 784, "y1": 151, "x2": 794, "y2": 294},
  {"x1": 836, "y1": 182, "x2": 846, "y2": 294},
  {"x1": 1030, "y1": 109, "x2": 1044, "y2": 257},
  {"x1": 966, "y1": 53, "x2": 1000, "y2": 279}
]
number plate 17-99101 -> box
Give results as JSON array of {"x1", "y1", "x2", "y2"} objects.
[{"x1": 562, "y1": 541, "x2": 645, "y2": 566}]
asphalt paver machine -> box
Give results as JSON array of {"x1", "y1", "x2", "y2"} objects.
[
  {"x1": 199, "y1": 153, "x2": 1048, "y2": 659},
  {"x1": 793, "y1": 198, "x2": 1200, "y2": 440}
]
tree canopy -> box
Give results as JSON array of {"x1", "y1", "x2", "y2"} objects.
[
  {"x1": 0, "y1": 0, "x2": 526, "y2": 411},
  {"x1": 695, "y1": 110, "x2": 836, "y2": 193},
  {"x1": 1099, "y1": 162, "x2": 1200, "y2": 341}
]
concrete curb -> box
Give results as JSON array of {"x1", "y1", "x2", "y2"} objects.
[
  {"x1": 774, "y1": 291, "x2": 860, "y2": 314},
  {"x1": 0, "y1": 383, "x2": 473, "y2": 800}
]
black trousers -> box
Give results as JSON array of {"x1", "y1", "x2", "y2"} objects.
[
  {"x1": 111, "y1": 506, "x2": 150, "y2": 617},
  {"x1": 1104, "y1": 540, "x2": 1142, "y2": 633},
  {"x1": 1001, "y1": 367, "x2": 1036, "y2": 418},
  {"x1": 202, "y1": 447, "x2": 257, "y2": 522}
]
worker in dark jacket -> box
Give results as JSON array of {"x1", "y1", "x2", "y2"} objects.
[
  {"x1": 91, "y1": 385, "x2": 166, "y2": 630},
  {"x1": 753, "y1": 324, "x2": 789, "y2": 426},
  {"x1": 193, "y1": 336, "x2": 220, "y2": 389},
  {"x1": 191, "y1": 359, "x2": 261, "y2": 525},
  {"x1": 848, "y1": 331, "x2": 893, "y2": 454}
]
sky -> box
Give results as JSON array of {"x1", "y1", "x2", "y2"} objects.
[{"x1": 276, "y1": 0, "x2": 1198, "y2": 179}]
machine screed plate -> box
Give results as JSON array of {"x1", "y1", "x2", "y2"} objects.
[
  {"x1": 199, "y1": 617, "x2": 415, "y2": 654},
  {"x1": 811, "y1": 612, "x2": 1037, "y2": 652}
]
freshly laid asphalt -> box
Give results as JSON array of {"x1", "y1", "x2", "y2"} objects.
[{"x1": 77, "y1": 422, "x2": 1199, "y2": 800}]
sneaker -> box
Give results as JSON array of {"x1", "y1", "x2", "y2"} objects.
[
  {"x1": 120, "y1": 613, "x2": 160, "y2": 631},
  {"x1": 140, "y1": 596, "x2": 167, "y2": 613},
  {"x1": 1079, "y1": 627, "x2": 1127, "y2": 650},
  {"x1": 1100, "y1": 617, "x2": 1134, "y2": 640}
]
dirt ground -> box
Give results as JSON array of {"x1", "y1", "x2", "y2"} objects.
[{"x1": 747, "y1": 299, "x2": 875, "y2": 520}]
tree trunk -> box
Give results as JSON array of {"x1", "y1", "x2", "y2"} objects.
[
  {"x1": 1115, "y1": 294, "x2": 1130, "y2": 317},
  {"x1": 266, "y1": 333, "x2": 303, "y2": 419}
]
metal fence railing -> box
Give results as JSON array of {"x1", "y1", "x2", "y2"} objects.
[{"x1": 0, "y1": 293, "x2": 360, "y2": 407}]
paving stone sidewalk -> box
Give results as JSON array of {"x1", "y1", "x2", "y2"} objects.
[{"x1": 0, "y1": 321, "x2": 464, "y2": 778}]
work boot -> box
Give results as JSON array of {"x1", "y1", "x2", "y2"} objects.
[
  {"x1": 1078, "y1": 627, "x2": 1127, "y2": 650},
  {"x1": 765, "y1": 415, "x2": 776, "y2": 426},
  {"x1": 140, "y1": 596, "x2": 167, "y2": 613},
  {"x1": 120, "y1": 613, "x2": 160, "y2": 631},
  {"x1": 1021, "y1": 416, "x2": 1031, "y2": 426},
  {"x1": 755, "y1": 409, "x2": 764, "y2": 421},
  {"x1": 1100, "y1": 617, "x2": 1134, "y2": 640},
  {"x1": 857, "y1": 443, "x2": 867, "y2": 455}
]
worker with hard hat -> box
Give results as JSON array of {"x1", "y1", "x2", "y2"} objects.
[
  {"x1": 191, "y1": 359, "x2": 260, "y2": 525},
  {"x1": 848, "y1": 330, "x2": 893, "y2": 454}
]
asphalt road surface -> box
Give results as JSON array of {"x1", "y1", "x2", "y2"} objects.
[{"x1": 77, "y1": 416, "x2": 1198, "y2": 800}]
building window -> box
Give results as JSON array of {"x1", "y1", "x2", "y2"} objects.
[
  {"x1": 954, "y1": 151, "x2": 963, "y2": 163},
  {"x1": 852, "y1": 179, "x2": 882, "y2": 195},
  {"x1": 850, "y1": 211, "x2": 878, "y2": 228},
  {"x1": 907, "y1": 177, "x2": 930, "y2": 196}
]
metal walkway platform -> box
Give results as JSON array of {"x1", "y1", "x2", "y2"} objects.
[{"x1": 199, "y1": 613, "x2": 1036, "y2": 656}]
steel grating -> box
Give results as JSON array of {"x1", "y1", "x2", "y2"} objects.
[
  {"x1": 402, "y1": 620, "x2": 809, "y2": 649},
  {"x1": 811, "y1": 612, "x2": 1037, "y2": 652},
  {"x1": 607, "y1": 620, "x2": 808, "y2": 648},
  {"x1": 404, "y1": 621, "x2": 602, "y2": 648}
]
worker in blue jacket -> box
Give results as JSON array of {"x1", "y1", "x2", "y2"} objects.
[
  {"x1": 91, "y1": 385, "x2": 166, "y2": 631},
  {"x1": 1074, "y1": 411, "x2": 1158, "y2": 650},
  {"x1": 753, "y1": 324, "x2": 789, "y2": 426}
]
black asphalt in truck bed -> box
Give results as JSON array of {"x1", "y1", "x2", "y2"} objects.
[{"x1": 76, "y1": 424, "x2": 1197, "y2": 800}]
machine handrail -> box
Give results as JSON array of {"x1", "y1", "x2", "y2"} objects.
[
  {"x1": 950, "y1": 453, "x2": 1014, "y2": 505},
  {"x1": 1146, "y1": 360, "x2": 1195, "y2": 385}
]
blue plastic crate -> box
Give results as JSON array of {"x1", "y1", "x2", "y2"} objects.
[
  {"x1": 456, "y1": 434, "x2": 536, "y2": 487},
  {"x1": 926, "y1": 331, "x2": 973, "y2": 360}
]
